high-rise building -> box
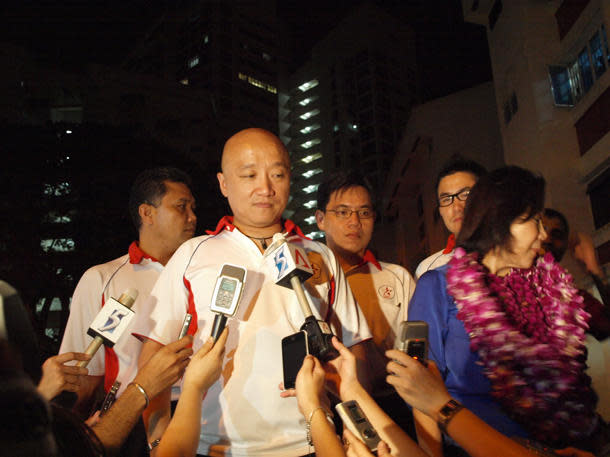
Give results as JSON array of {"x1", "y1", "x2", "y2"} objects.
[
  {"x1": 461, "y1": 0, "x2": 610, "y2": 276},
  {"x1": 279, "y1": 3, "x2": 416, "y2": 236},
  {"x1": 125, "y1": 0, "x2": 280, "y2": 164}
]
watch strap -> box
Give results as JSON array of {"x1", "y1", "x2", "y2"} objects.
[{"x1": 437, "y1": 399, "x2": 464, "y2": 434}]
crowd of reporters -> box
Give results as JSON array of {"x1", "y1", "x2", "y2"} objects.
[{"x1": 1, "y1": 139, "x2": 609, "y2": 456}]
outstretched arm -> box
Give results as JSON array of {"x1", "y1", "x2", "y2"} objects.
[
  {"x1": 156, "y1": 329, "x2": 228, "y2": 457},
  {"x1": 93, "y1": 336, "x2": 193, "y2": 454}
]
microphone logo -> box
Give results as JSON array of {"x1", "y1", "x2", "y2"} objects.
[
  {"x1": 97, "y1": 309, "x2": 127, "y2": 334},
  {"x1": 274, "y1": 246, "x2": 288, "y2": 278}
]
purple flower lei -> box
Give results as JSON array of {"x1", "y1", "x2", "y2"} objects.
[{"x1": 446, "y1": 248, "x2": 597, "y2": 445}]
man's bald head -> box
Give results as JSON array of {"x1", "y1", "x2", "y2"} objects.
[
  {"x1": 221, "y1": 128, "x2": 290, "y2": 172},
  {"x1": 217, "y1": 128, "x2": 291, "y2": 236}
]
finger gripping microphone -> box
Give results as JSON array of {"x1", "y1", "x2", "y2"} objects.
[
  {"x1": 209, "y1": 264, "x2": 247, "y2": 341},
  {"x1": 76, "y1": 288, "x2": 139, "y2": 368},
  {"x1": 264, "y1": 233, "x2": 339, "y2": 362}
]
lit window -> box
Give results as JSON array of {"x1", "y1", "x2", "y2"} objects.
[
  {"x1": 300, "y1": 124, "x2": 320, "y2": 134},
  {"x1": 45, "y1": 211, "x2": 72, "y2": 223},
  {"x1": 304, "y1": 200, "x2": 317, "y2": 209},
  {"x1": 188, "y1": 56, "x2": 200, "y2": 68},
  {"x1": 262, "y1": 52, "x2": 271, "y2": 61},
  {"x1": 43, "y1": 182, "x2": 71, "y2": 197},
  {"x1": 237, "y1": 72, "x2": 277, "y2": 94},
  {"x1": 204, "y1": 34, "x2": 209, "y2": 44},
  {"x1": 298, "y1": 80, "x2": 319, "y2": 92},
  {"x1": 40, "y1": 238, "x2": 75, "y2": 253},
  {"x1": 302, "y1": 168, "x2": 322, "y2": 178},
  {"x1": 300, "y1": 109, "x2": 320, "y2": 120},
  {"x1": 299, "y1": 97, "x2": 317, "y2": 106},
  {"x1": 302, "y1": 152, "x2": 322, "y2": 164},
  {"x1": 303, "y1": 184, "x2": 319, "y2": 194},
  {"x1": 180, "y1": 78, "x2": 189, "y2": 85},
  {"x1": 306, "y1": 231, "x2": 324, "y2": 239},
  {"x1": 36, "y1": 297, "x2": 63, "y2": 313},
  {"x1": 333, "y1": 124, "x2": 339, "y2": 132},
  {"x1": 301, "y1": 138, "x2": 321, "y2": 149},
  {"x1": 304, "y1": 215, "x2": 317, "y2": 224}
]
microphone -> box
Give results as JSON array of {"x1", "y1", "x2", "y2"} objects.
[
  {"x1": 209, "y1": 264, "x2": 247, "y2": 341},
  {"x1": 76, "y1": 288, "x2": 139, "y2": 368},
  {"x1": 264, "y1": 233, "x2": 339, "y2": 362}
]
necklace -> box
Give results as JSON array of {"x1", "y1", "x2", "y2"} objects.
[
  {"x1": 446, "y1": 248, "x2": 597, "y2": 446},
  {"x1": 245, "y1": 234, "x2": 274, "y2": 250}
]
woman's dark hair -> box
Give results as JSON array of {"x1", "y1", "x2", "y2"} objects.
[{"x1": 457, "y1": 166, "x2": 545, "y2": 257}]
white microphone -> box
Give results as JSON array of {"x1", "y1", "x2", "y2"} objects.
[
  {"x1": 264, "y1": 233, "x2": 338, "y2": 361},
  {"x1": 209, "y1": 264, "x2": 247, "y2": 341},
  {"x1": 77, "y1": 288, "x2": 138, "y2": 368}
]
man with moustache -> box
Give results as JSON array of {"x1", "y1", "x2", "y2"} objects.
[
  {"x1": 60, "y1": 167, "x2": 197, "y2": 410},
  {"x1": 415, "y1": 158, "x2": 487, "y2": 279},
  {"x1": 137, "y1": 128, "x2": 371, "y2": 457}
]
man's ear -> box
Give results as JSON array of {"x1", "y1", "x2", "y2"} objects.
[
  {"x1": 217, "y1": 172, "x2": 228, "y2": 197},
  {"x1": 139, "y1": 203, "x2": 155, "y2": 226},
  {"x1": 315, "y1": 210, "x2": 325, "y2": 231}
]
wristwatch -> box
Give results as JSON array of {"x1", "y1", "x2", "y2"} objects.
[{"x1": 437, "y1": 399, "x2": 464, "y2": 434}]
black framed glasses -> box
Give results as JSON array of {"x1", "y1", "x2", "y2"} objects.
[
  {"x1": 326, "y1": 208, "x2": 375, "y2": 219},
  {"x1": 438, "y1": 188, "x2": 471, "y2": 207}
]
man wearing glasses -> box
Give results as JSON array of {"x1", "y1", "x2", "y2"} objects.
[
  {"x1": 415, "y1": 158, "x2": 487, "y2": 279},
  {"x1": 315, "y1": 170, "x2": 417, "y2": 437}
]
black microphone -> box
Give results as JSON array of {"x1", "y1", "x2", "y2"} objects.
[
  {"x1": 264, "y1": 233, "x2": 339, "y2": 362},
  {"x1": 209, "y1": 264, "x2": 247, "y2": 341},
  {"x1": 77, "y1": 288, "x2": 139, "y2": 368}
]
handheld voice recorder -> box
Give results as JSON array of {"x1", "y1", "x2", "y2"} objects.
[{"x1": 336, "y1": 400, "x2": 381, "y2": 451}]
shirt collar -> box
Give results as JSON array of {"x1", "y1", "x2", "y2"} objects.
[
  {"x1": 348, "y1": 249, "x2": 381, "y2": 272},
  {"x1": 206, "y1": 216, "x2": 310, "y2": 239},
  {"x1": 128, "y1": 241, "x2": 159, "y2": 264},
  {"x1": 443, "y1": 233, "x2": 456, "y2": 254}
]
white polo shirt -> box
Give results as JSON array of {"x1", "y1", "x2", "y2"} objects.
[
  {"x1": 60, "y1": 242, "x2": 163, "y2": 396},
  {"x1": 139, "y1": 217, "x2": 371, "y2": 457},
  {"x1": 415, "y1": 235, "x2": 455, "y2": 280},
  {"x1": 343, "y1": 250, "x2": 414, "y2": 350}
]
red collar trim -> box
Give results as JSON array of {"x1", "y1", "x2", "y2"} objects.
[
  {"x1": 442, "y1": 234, "x2": 456, "y2": 254},
  {"x1": 128, "y1": 241, "x2": 159, "y2": 264},
  {"x1": 361, "y1": 249, "x2": 382, "y2": 271},
  {"x1": 205, "y1": 216, "x2": 310, "y2": 239},
  {"x1": 206, "y1": 216, "x2": 237, "y2": 235}
]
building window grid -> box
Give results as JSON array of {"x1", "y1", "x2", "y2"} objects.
[{"x1": 549, "y1": 23, "x2": 610, "y2": 107}]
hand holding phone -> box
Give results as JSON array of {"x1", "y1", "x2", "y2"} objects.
[
  {"x1": 282, "y1": 331, "x2": 309, "y2": 390},
  {"x1": 395, "y1": 320, "x2": 428, "y2": 365}
]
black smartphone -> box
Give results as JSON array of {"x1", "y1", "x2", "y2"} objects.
[
  {"x1": 281, "y1": 331, "x2": 309, "y2": 390},
  {"x1": 395, "y1": 320, "x2": 428, "y2": 364}
]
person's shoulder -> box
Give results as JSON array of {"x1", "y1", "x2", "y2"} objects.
[
  {"x1": 378, "y1": 261, "x2": 415, "y2": 283},
  {"x1": 80, "y1": 253, "x2": 130, "y2": 280}
]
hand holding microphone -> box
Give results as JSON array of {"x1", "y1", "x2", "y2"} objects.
[
  {"x1": 264, "y1": 233, "x2": 339, "y2": 362},
  {"x1": 209, "y1": 264, "x2": 247, "y2": 341},
  {"x1": 77, "y1": 288, "x2": 139, "y2": 368}
]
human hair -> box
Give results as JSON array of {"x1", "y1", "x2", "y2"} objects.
[
  {"x1": 128, "y1": 167, "x2": 193, "y2": 231},
  {"x1": 316, "y1": 170, "x2": 375, "y2": 211},
  {"x1": 543, "y1": 208, "x2": 569, "y2": 237},
  {"x1": 457, "y1": 166, "x2": 545, "y2": 257},
  {"x1": 435, "y1": 156, "x2": 487, "y2": 195}
]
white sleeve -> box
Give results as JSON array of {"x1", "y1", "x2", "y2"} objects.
[
  {"x1": 323, "y1": 247, "x2": 372, "y2": 348},
  {"x1": 59, "y1": 267, "x2": 105, "y2": 375},
  {"x1": 135, "y1": 246, "x2": 191, "y2": 346}
]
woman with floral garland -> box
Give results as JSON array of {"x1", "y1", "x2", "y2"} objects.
[{"x1": 408, "y1": 166, "x2": 601, "y2": 455}]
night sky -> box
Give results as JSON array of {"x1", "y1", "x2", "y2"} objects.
[{"x1": 1, "y1": 0, "x2": 491, "y2": 100}]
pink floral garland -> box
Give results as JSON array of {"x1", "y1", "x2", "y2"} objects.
[{"x1": 446, "y1": 248, "x2": 597, "y2": 445}]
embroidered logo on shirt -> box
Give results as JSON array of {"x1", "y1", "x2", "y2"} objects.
[{"x1": 378, "y1": 285, "x2": 395, "y2": 299}]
